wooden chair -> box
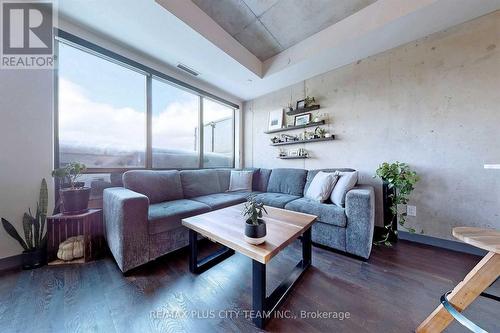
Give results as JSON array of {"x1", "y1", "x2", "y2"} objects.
[{"x1": 416, "y1": 227, "x2": 500, "y2": 332}]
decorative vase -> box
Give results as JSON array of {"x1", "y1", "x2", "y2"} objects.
[
  {"x1": 60, "y1": 187, "x2": 91, "y2": 215},
  {"x1": 22, "y1": 248, "x2": 47, "y2": 270},
  {"x1": 244, "y1": 219, "x2": 267, "y2": 245}
]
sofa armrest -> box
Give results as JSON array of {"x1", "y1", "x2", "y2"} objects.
[
  {"x1": 345, "y1": 186, "x2": 375, "y2": 259},
  {"x1": 103, "y1": 187, "x2": 150, "y2": 272}
]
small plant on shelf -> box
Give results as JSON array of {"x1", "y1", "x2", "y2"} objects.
[
  {"x1": 304, "y1": 96, "x2": 317, "y2": 107},
  {"x1": 315, "y1": 127, "x2": 327, "y2": 138},
  {"x1": 52, "y1": 162, "x2": 91, "y2": 215},
  {"x1": 374, "y1": 162, "x2": 419, "y2": 246}
]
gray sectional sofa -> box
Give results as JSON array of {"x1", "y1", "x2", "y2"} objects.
[{"x1": 103, "y1": 168, "x2": 375, "y2": 272}]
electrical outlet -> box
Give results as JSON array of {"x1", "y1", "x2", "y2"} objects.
[{"x1": 407, "y1": 205, "x2": 417, "y2": 217}]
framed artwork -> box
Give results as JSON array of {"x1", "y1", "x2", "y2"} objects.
[
  {"x1": 294, "y1": 113, "x2": 311, "y2": 126},
  {"x1": 268, "y1": 109, "x2": 284, "y2": 130},
  {"x1": 296, "y1": 99, "x2": 306, "y2": 110}
]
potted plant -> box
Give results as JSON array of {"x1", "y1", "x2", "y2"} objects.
[
  {"x1": 374, "y1": 162, "x2": 419, "y2": 246},
  {"x1": 242, "y1": 196, "x2": 268, "y2": 245},
  {"x1": 315, "y1": 126, "x2": 327, "y2": 138},
  {"x1": 1, "y1": 179, "x2": 48, "y2": 269},
  {"x1": 52, "y1": 162, "x2": 90, "y2": 215}
]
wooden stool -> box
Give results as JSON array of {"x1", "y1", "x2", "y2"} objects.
[
  {"x1": 47, "y1": 209, "x2": 105, "y2": 265},
  {"x1": 416, "y1": 227, "x2": 500, "y2": 332}
]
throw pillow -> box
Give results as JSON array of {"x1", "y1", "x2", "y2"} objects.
[
  {"x1": 227, "y1": 170, "x2": 253, "y2": 192},
  {"x1": 330, "y1": 171, "x2": 358, "y2": 206},
  {"x1": 305, "y1": 171, "x2": 339, "y2": 202}
]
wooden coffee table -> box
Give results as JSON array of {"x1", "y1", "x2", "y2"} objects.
[{"x1": 182, "y1": 203, "x2": 317, "y2": 328}]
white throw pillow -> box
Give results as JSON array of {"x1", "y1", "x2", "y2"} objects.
[
  {"x1": 305, "y1": 171, "x2": 339, "y2": 202},
  {"x1": 330, "y1": 171, "x2": 358, "y2": 207},
  {"x1": 228, "y1": 170, "x2": 253, "y2": 192}
]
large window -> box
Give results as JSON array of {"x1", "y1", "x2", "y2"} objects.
[
  {"x1": 152, "y1": 78, "x2": 199, "y2": 168},
  {"x1": 203, "y1": 98, "x2": 234, "y2": 168},
  {"x1": 58, "y1": 42, "x2": 147, "y2": 168},
  {"x1": 57, "y1": 31, "x2": 237, "y2": 172}
]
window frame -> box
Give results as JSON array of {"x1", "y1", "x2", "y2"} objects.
[{"x1": 54, "y1": 29, "x2": 238, "y2": 173}]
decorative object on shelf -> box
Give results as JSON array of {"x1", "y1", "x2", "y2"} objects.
[
  {"x1": 270, "y1": 136, "x2": 335, "y2": 146},
  {"x1": 1, "y1": 179, "x2": 48, "y2": 269},
  {"x1": 312, "y1": 111, "x2": 322, "y2": 123},
  {"x1": 373, "y1": 162, "x2": 419, "y2": 246},
  {"x1": 289, "y1": 149, "x2": 299, "y2": 157},
  {"x1": 298, "y1": 148, "x2": 309, "y2": 157},
  {"x1": 268, "y1": 109, "x2": 284, "y2": 131},
  {"x1": 242, "y1": 196, "x2": 268, "y2": 245},
  {"x1": 294, "y1": 113, "x2": 311, "y2": 126},
  {"x1": 47, "y1": 209, "x2": 105, "y2": 265},
  {"x1": 270, "y1": 136, "x2": 280, "y2": 144},
  {"x1": 296, "y1": 99, "x2": 306, "y2": 110},
  {"x1": 264, "y1": 120, "x2": 325, "y2": 134},
  {"x1": 278, "y1": 149, "x2": 287, "y2": 157},
  {"x1": 304, "y1": 96, "x2": 317, "y2": 108},
  {"x1": 283, "y1": 102, "x2": 293, "y2": 113},
  {"x1": 57, "y1": 235, "x2": 84, "y2": 261},
  {"x1": 315, "y1": 126, "x2": 327, "y2": 138},
  {"x1": 52, "y1": 162, "x2": 91, "y2": 215}
]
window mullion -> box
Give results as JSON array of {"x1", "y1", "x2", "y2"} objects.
[
  {"x1": 146, "y1": 75, "x2": 153, "y2": 169},
  {"x1": 199, "y1": 96, "x2": 204, "y2": 169}
]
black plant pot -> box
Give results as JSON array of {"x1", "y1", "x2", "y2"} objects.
[
  {"x1": 244, "y1": 219, "x2": 267, "y2": 245},
  {"x1": 22, "y1": 248, "x2": 47, "y2": 270},
  {"x1": 60, "y1": 187, "x2": 91, "y2": 215}
]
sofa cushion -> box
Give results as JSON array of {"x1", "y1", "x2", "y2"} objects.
[
  {"x1": 148, "y1": 199, "x2": 211, "y2": 235},
  {"x1": 191, "y1": 193, "x2": 247, "y2": 210},
  {"x1": 180, "y1": 169, "x2": 221, "y2": 198},
  {"x1": 285, "y1": 198, "x2": 347, "y2": 227},
  {"x1": 253, "y1": 192, "x2": 300, "y2": 208},
  {"x1": 304, "y1": 168, "x2": 356, "y2": 194},
  {"x1": 228, "y1": 170, "x2": 253, "y2": 192},
  {"x1": 253, "y1": 168, "x2": 272, "y2": 192},
  {"x1": 216, "y1": 169, "x2": 231, "y2": 192},
  {"x1": 123, "y1": 170, "x2": 183, "y2": 204},
  {"x1": 266, "y1": 168, "x2": 307, "y2": 196}
]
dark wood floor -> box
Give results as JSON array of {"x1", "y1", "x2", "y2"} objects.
[{"x1": 0, "y1": 240, "x2": 498, "y2": 333}]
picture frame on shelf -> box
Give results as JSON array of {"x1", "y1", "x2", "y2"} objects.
[
  {"x1": 296, "y1": 99, "x2": 306, "y2": 110},
  {"x1": 289, "y1": 149, "x2": 299, "y2": 157},
  {"x1": 268, "y1": 109, "x2": 284, "y2": 131},
  {"x1": 294, "y1": 113, "x2": 311, "y2": 126}
]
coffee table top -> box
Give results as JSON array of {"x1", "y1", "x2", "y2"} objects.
[
  {"x1": 453, "y1": 227, "x2": 500, "y2": 254},
  {"x1": 182, "y1": 203, "x2": 317, "y2": 264}
]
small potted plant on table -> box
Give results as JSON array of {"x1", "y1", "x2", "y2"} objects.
[
  {"x1": 242, "y1": 196, "x2": 268, "y2": 245},
  {"x1": 52, "y1": 162, "x2": 90, "y2": 215}
]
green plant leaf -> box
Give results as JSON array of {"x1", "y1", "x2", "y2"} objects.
[
  {"x1": 1, "y1": 218, "x2": 29, "y2": 251},
  {"x1": 22, "y1": 213, "x2": 34, "y2": 249}
]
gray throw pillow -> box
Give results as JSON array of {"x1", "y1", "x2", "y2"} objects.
[
  {"x1": 228, "y1": 170, "x2": 253, "y2": 192},
  {"x1": 305, "y1": 171, "x2": 339, "y2": 202}
]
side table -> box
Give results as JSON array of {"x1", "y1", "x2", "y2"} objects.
[{"x1": 47, "y1": 209, "x2": 105, "y2": 265}]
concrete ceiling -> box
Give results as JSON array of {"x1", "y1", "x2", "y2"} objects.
[
  {"x1": 58, "y1": 0, "x2": 500, "y2": 101},
  {"x1": 192, "y1": 0, "x2": 376, "y2": 60}
]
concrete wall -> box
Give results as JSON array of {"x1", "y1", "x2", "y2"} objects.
[{"x1": 243, "y1": 11, "x2": 500, "y2": 240}]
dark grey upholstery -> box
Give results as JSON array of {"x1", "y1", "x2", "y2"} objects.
[
  {"x1": 148, "y1": 199, "x2": 211, "y2": 235},
  {"x1": 191, "y1": 193, "x2": 247, "y2": 210},
  {"x1": 104, "y1": 167, "x2": 375, "y2": 272},
  {"x1": 267, "y1": 168, "x2": 307, "y2": 196},
  {"x1": 285, "y1": 198, "x2": 347, "y2": 227},
  {"x1": 123, "y1": 170, "x2": 183, "y2": 204},
  {"x1": 254, "y1": 192, "x2": 300, "y2": 208},
  {"x1": 180, "y1": 169, "x2": 221, "y2": 198}
]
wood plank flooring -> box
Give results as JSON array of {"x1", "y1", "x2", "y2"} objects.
[{"x1": 0, "y1": 240, "x2": 498, "y2": 333}]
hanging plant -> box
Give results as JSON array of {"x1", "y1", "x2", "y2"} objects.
[{"x1": 374, "y1": 162, "x2": 419, "y2": 246}]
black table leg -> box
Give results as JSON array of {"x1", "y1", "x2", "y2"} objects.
[
  {"x1": 252, "y1": 226, "x2": 312, "y2": 328},
  {"x1": 188, "y1": 229, "x2": 234, "y2": 274}
]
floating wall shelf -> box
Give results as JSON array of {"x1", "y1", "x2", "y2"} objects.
[
  {"x1": 277, "y1": 156, "x2": 310, "y2": 160},
  {"x1": 264, "y1": 120, "x2": 325, "y2": 134},
  {"x1": 271, "y1": 136, "x2": 335, "y2": 146},
  {"x1": 286, "y1": 105, "x2": 320, "y2": 116}
]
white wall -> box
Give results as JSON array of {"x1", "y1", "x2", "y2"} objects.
[
  {"x1": 243, "y1": 11, "x2": 500, "y2": 240},
  {"x1": 0, "y1": 69, "x2": 55, "y2": 259}
]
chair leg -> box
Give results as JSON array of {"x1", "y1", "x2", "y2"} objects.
[{"x1": 416, "y1": 251, "x2": 500, "y2": 333}]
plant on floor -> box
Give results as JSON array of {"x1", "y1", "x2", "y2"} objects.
[
  {"x1": 242, "y1": 195, "x2": 268, "y2": 225},
  {"x1": 52, "y1": 162, "x2": 86, "y2": 189},
  {"x1": 1, "y1": 179, "x2": 48, "y2": 252},
  {"x1": 374, "y1": 162, "x2": 419, "y2": 246}
]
